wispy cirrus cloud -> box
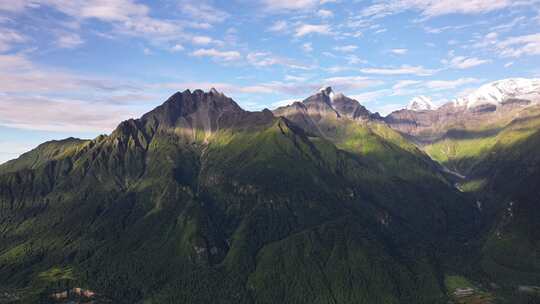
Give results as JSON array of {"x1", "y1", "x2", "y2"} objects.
[
  {"x1": 57, "y1": 33, "x2": 84, "y2": 48},
  {"x1": 334, "y1": 45, "x2": 358, "y2": 52},
  {"x1": 177, "y1": 0, "x2": 229, "y2": 24},
  {"x1": 391, "y1": 78, "x2": 482, "y2": 95},
  {"x1": 360, "y1": 0, "x2": 525, "y2": 19},
  {"x1": 262, "y1": 0, "x2": 321, "y2": 11},
  {"x1": 498, "y1": 33, "x2": 540, "y2": 57},
  {"x1": 361, "y1": 65, "x2": 438, "y2": 76},
  {"x1": 317, "y1": 9, "x2": 333, "y2": 18},
  {"x1": 247, "y1": 52, "x2": 312, "y2": 69},
  {"x1": 190, "y1": 48, "x2": 242, "y2": 61},
  {"x1": 0, "y1": 0, "x2": 211, "y2": 48},
  {"x1": 0, "y1": 95, "x2": 143, "y2": 132},
  {"x1": 425, "y1": 78, "x2": 481, "y2": 90},
  {"x1": 442, "y1": 54, "x2": 491, "y2": 69},
  {"x1": 0, "y1": 27, "x2": 26, "y2": 52},
  {"x1": 268, "y1": 20, "x2": 289, "y2": 32},
  {"x1": 474, "y1": 32, "x2": 540, "y2": 58},
  {"x1": 0, "y1": 54, "x2": 140, "y2": 93},
  {"x1": 294, "y1": 23, "x2": 332, "y2": 37},
  {"x1": 390, "y1": 48, "x2": 407, "y2": 55}
]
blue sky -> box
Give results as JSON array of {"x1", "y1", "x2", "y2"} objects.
[{"x1": 1, "y1": 0, "x2": 540, "y2": 163}]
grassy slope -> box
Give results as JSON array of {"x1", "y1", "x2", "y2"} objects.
[
  {"x1": 415, "y1": 109, "x2": 540, "y2": 303},
  {"x1": 423, "y1": 107, "x2": 540, "y2": 176},
  {"x1": 470, "y1": 126, "x2": 540, "y2": 292},
  {"x1": 0, "y1": 138, "x2": 91, "y2": 174}
]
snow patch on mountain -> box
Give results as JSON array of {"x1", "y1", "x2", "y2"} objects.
[
  {"x1": 407, "y1": 96, "x2": 437, "y2": 111},
  {"x1": 320, "y1": 86, "x2": 337, "y2": 101},
  {"x1": 454, "y1": 78, "x2": 540, "y2": 109}
]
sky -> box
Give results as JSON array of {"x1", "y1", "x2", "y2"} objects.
[{"x1": 0, "y1": 0, "x2": 540, "y2": 163}]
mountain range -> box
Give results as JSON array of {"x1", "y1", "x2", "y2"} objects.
[{"x1": 1, "y1": 79, "x2": 539, "y2": 304}]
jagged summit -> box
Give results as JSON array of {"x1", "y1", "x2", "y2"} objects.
[
  {"x1": 142, "y1": 88, "x2": 244, "y2": 126},
  {"x1": 407, "y1": 96, "x2": 437, "y2": 111},
  {"x1": 275, "y1": 87, "x2": 373, "y2": 122},
  {"x1": 319, "y1": 86, "x2": 335, "y2": 99},
  {"x1": 110, "y1": 88, "x2": 273, "y2": 143}
]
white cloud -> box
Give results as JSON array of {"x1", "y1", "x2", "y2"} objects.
[
  {"x1": 317, "y1": 9, "x2": 333, "y2": 18},
  {"x1": 0, "y1": 54, "x2": 159, "y2": 133},
  {"x1": 285, "y1": 75, "x2": 308, "y2": 82},
  {"x1": 295, "y1": 24, "x2": 332, "y2": 37},
  {"x1": 425, "y1": 78, "x2": 481, "y2": 90},
  {"x1": 325, "y1": 66, "x2": 353, "y2": 73},
  {"x1": 192, "y1": 36, "x2": 213, "y2": 45},
  {"x1": 262, "y1": 0, "x2": 320, "y2": 11},
  {"x1": 170, "y1": 44, "x2": 184, "y2": 52},
  {"x1": 0, "y1": 54, "x2": 139, "y2": 93},
  {"x1": 2, "y1": 0, "x2": 186, "y2": 45},
  {"x1": 360, "y1": 0, "x2": 524, "y2": 19},
  {"x1": 246, "y1": 52, "x2": 311, "y2": 69},
  {"x1": 0, "y1": 95, "x2": 141, "y2": 132},
  {"x1": 504, "y1": 62, "x2": 513, "y2": 68},
  {"x1": 491, "y1": 16, "x2": 526, "y2": 32},
  {"x1": 269, "y1": 20, "x2": 288, "y2": 32},
  {"x1": 390, "y1": 48, "x2": 407, "y2": 55},
  {"x1": 302, "y1": 42, "x2": 313, "y2": 52},
  {"x1": 360, "y1": 65, "x2": 437, "y2": 76},
  {"x1": 334, "y1": 45, "x2": 358, "y2": 52},
  {"x1": 57, "y1": 33, "x2": 84, "y2": 48},
  {"x1": 443, "y1": 55, "x2": 491, "y2": 69},
  {"x1": 190, "y1": 35, "x2": 222, "y2": 46},
  {"x1": 475, "y1": 31, "x2": 540, "y2": 58},
  {"x1": 345, "y1": 55, "x2": 366, "y2": 65},
  {"x1": 0, "y1": 27, "x2": 26, "y2": 52},
  {"x1": 350, "y1": 89, "x2": 391, "y2": 103},
  {"x1": 178, "y1": 0, "x2": 229, "y2": 24},
  {"x1": 498, "y1": 33, "x2": 540, "y2": 57},
  {"x1": 191, "y1": 48, "x2": 242, "y2": 61},
  {"x1": 392, "y1": 80, "x2": 421, "y2": 90},
  {"x1": 322, "y1": 76, "x2": 384, "y2": 91}
]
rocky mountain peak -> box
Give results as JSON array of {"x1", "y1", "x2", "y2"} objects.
[
  {"x1": 124, "y1": 89, "x2": 273, "y2": 143},
  {"x1": 141, "y1": 89, "x2": 244, "y2": 127},
  {"x1": 273, "y1": 87, "x2": 374, "y2": 136},
  {"x1": 407, "y1": 96, "x2": 437, "y2": 111},
  {"x1": 320, "y1": 86, "x2": 334, "y2": 97}
]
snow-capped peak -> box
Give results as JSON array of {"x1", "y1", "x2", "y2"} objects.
[
  {"x1": 319, "y1": 86, "x2": 336, "y2": 101},
  {"x1": 454, "y1": 78, "x2": 540, "y2": 109},
  {"x1": 407, "y1": 96, "x2": 437, "y2": 111}
]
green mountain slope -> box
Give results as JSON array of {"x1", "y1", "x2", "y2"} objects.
[
  {"x1": 464, "y1": 115, "x2": 540, "y2": 301},
  {"x1": 385, "y1": 96, "x2": 540, "y2": 303},
  {"x1": 0, "y1": 89, "x2": 480, "y2": 303}
]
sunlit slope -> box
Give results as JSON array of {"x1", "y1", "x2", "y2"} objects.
[{"x1": 423, "y1": 106, "x2": 540, "y2": 176}]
